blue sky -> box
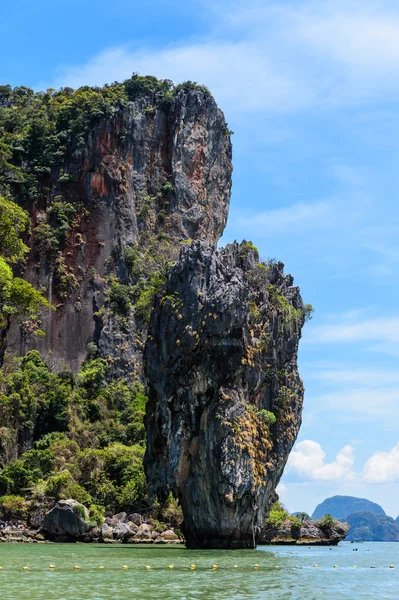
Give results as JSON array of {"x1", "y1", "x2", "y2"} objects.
[{"x1": 3, "y1": 0, "x2": 399, "y2": 517}]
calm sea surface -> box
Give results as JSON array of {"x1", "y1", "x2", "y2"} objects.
[{"x1": 0, "y1": 542, "x2": 398, "y2": 599}]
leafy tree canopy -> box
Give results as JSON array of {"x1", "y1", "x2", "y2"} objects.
[
  {"x1": 0, "y1": 196, "x2": 50, "y2": 366},
  {"x1": 0, "y1": 350, "x2": 148, "y2": 514},
  {"x1": 0, "y1": 195, "x2": 29, "y2": 261}
]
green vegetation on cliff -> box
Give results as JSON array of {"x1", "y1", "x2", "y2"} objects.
[
  {"x1": 0, "y1": 74, "x2": 217, "y2": 368},
  {"x1": 0, "y1": 350, "x2": 148, "y2": 515},
  {"x1": 0, "y1": 76, "x2": 211, "y2": 207},
  {"x1": 265, "y1": 501, "x2": 301, "y2": 530},
  {"x1": 0, "y1": 196, "x2": 50, "y2": 366}
]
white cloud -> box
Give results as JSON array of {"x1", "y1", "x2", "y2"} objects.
[
  {"x1": 37, "y1": 1, "x2": 399, "y2": 114},
  {"x1": 286, "y1": 440, "x2": 355, "y2": 481},
  {"x1": 299, "y1": 9, "x2": 399, "y2": 79},
  {"x1": 283, "y1": 438, "x2": 399, "y2": 507},
  {"x1": 363, "y1": 442, "x2": 399, "y2": 483}
]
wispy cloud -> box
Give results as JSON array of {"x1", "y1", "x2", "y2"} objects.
[
  {"x1": 226, "y1": 189, "x2": 399, "y2": 281},
  {"x1": 38, "y1": 1, "x2": 399, "y2": 114},
  {"x1": 39, "y1": 42, "x2": 312, "y2": 114},
  {"x1": 232, "y1": 201, "x2": 333, "y2": 235},
  {"x1": 303, "y1": 357, "x2": 399, "y2": 424},
  {"x1": 306, "y1": 315, "x2": 399, "y2": 349},
  {"x1": 298, "y1": 6, "x2": 399, "y2": 86},
  {"x1": 319, "y1": 389, "x2": 399, "y2": 420},
  {"x1": 310, "y1": 367, "x2": 399, "y2": 387}
]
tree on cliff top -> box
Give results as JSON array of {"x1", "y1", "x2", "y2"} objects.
[{"x1": 0, "y1": 195, "x2": 50, "y2": 366}]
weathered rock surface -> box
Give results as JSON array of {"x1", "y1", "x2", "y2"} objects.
[
  {"x1": 159, "y1": 529, "x2": 180, "y2": 542},
  {"x1": 260, "y1": 519, "x2": 349, "y2": 545},
  {"x1": 128, "y1": 512, "x2": 142, "y2": 526},
  {"x1": 132, "y1": 522, "x2": 158, "y2": 542},
  {"x1": 0, "y1": 528, "x2": 42, "y2": 543},
  {"x1": 145, "y1": 240, "x2": 305, "y2": 548},
  {"x1": 42, "y1": 499, "x2": 91, "y2": 539},
  {"x1": 28, "y1": 506, "x2": 49, "y2": 529},
  {"x1": 7, "y1": 90, "x2": 232, "y2": 378},
  {"x1": 100, "y1": 523, "x2": 114, "y2": 541},
  {"x1": 112, "y1": 521, "x2": 135, "y2": 540},
  {"x1": 108, "y1": 512, "x2": 127, "y2": 526}
]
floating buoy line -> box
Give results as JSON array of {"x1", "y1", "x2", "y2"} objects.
[
  {"x1": 0, "y1": 563, "x2": 394, "y2": 572},
  {"x1": 0, "y1": 563, "x2": 395, "y2": 572}
]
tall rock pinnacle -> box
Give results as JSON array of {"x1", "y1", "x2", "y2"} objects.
[{"x1": 144, "y1": 241, "x2": 305, "y2": 548}]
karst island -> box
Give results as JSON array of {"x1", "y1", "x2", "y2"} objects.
[{"x1": 0, "y1": 76, "x2": 318, "y2": 549}]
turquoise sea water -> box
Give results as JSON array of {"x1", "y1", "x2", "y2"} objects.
[{"x1": 0, "y1": 542, "x2": 398, "y2": 599}]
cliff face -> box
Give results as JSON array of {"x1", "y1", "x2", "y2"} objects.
[
  {"x1": 8, "y1": 90, "x2": 232, "y2": 377},
  {"x1": 144, "y1": 241, "x2": 305, "y2": 548}
]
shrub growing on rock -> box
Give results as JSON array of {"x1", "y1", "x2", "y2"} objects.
[{"x1": 0, "y1": 494, "x2": 28, "y2": 519}]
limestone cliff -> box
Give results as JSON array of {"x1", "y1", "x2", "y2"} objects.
[
  {"x1": 2, "y1": 78, "x2": 308, "y2": 550},
  {"x1": 144, "y1": 241, "x2": 305, "y2": 548},
  {"x1": 7, "y1": 89, "x2": 232, "y2": 377}
]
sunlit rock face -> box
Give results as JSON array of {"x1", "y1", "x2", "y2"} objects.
[{"x1": 8, "y1": 90, "x2": 232, "y2": 378}]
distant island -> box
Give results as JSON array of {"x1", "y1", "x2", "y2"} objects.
[
  {"x1": 345, "y1": 512, "x2": 399, "y2": 542},
  {"x1": 312, "y1": 495, "x2": 386, "y2": 520},
  {"x1": 292, "y1": 495, "x2": 399, "y2": 543}
]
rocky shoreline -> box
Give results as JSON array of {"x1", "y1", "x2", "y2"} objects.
[
  {"x1": 259, "y1": 518, "x2": 349, "y2": 546},
  {"x1": 0, "y1": 499, "x2": 182, "y2": 544},
  {"x1": 0, "y1": 529, "x2": 183, "y2": 544},
  {"x1": 1, "y1": 500, "x2": 349, "y2": 547}
]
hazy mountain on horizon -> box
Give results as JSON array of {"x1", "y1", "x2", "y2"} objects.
[
  {"x1": 312, "y1": 495, "x2": 386, "y2": 521},
  {"x1": 346, "y1": 512, "x2": 399, "y2": 542}
]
